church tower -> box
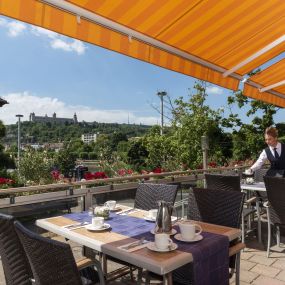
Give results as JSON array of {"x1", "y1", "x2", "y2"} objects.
[{"x1": 73, "y1": 113, "x2": 78, "y2": 124}]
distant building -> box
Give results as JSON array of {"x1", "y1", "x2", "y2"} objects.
[
  {"x1": 29, "y1": 112, "x2": 78, "y2": 124},
  {"x1": 81, "y1": 133, "x2": 97, "y2": 144}
]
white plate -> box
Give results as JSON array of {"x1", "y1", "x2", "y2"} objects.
[
  {"x1": 85, "y1": 223, "x2": 111, "y2": 231},
  {"x1": 150, "y1": 228, "x2": 177, "y2": 236},
  {"x1": 143, "y1": 215, "x2": 177, "y2": 222},
  {"x1": 147, "y1": 242, "x2": 178, "y2": 252},
  {"x1": 174, "y1": 233, "x2": 203, "y2": 242}
]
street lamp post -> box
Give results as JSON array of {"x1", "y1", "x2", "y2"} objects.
[
  {"x1": 201, "y1": 135, "x2": 209, "y2": 187},
  {"x1": 157, "y1": 91, "x2": 167, "y2": 135},
  {"x1": 16, "y1": 114, "x2": 23, "y2": 166}
]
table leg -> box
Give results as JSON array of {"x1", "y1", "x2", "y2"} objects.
[
  {"x1": 256, "y1": 199, "x2": 262, "y2": 243},
  {"x1": 163, "y1": 273, "x2": 173, "y2": 285},
  {"x1": 102, "y1": 253, "x2": 107, "y2": 276}
]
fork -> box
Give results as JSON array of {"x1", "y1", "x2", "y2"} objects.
[
  {"x1": 64, "y1": 222, "x2": 88, "y2": 230},
  {"x1": 121, "y1": 237, "x2": 145, "y2": 250}
]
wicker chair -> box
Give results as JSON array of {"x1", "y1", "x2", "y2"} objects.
[
  {"x1": 263, "y1": 176, "x2": 285, "y2": 257},
  {"x1": 205, "y1": 173, "x2": 258, "y2": 243},
  {"x1": 134, "y1": 183, "x2": 178, "y2": 210},
  {"x1": 0, "y1": 213, "x2": 33, "y2": 285},
  {"x1": 14, "y1": 220, "x2": 105, "y2": 285},
  {"x1": 172, "y1": 188, "x2": 245, "y2": 285}
]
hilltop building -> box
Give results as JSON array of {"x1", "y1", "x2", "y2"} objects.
[
  {"x1": 29, "y1": 112, "x2": 78, "y2": 124},
  {"x1": 81, "y1": 133, "x2": 97, "y2": 144}
]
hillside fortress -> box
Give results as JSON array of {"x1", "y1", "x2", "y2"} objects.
[{"x1": 29, "y1": 112, "x2": 78, "y2": 124}]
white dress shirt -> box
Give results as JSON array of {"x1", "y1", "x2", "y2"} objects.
[{"x1": 251, "y1": 142, "x2": 282, "y2": 172}]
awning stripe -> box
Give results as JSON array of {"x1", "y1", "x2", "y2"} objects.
[{"x1": 243, "y1": 84, "x2": 285, "y2": 108}]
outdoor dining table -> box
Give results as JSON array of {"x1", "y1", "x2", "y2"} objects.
[
  {"x1": 36, "y1": 205, "x2": 241, "y2": 285},
  {"x1": 241, "y1": 182, "x2": 266, "y2": 243},
  {"x1": 240, "y1": 182, "x2": 266, "y2": 193}
]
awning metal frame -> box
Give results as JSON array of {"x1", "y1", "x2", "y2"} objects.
[
  {"x1": 223, "y1": 34, "x2": 285, "y2": 78},
  {"x1": 259, "y1": 80, "x2": 285, "y2": 93}
]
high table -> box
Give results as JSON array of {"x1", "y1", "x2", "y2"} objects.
[
  {"x1": 36, "y1": 206, "x2": 241, "y2": 285},
  {"x1": 240, "y1": 182, "x2": 266, "y2": 193},
  {"x1": 241, "y1": 182, "x2": 266, "y2": 243}
]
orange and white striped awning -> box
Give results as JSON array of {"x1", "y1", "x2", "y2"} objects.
[{"x1": 1, "y1": 0, "x2": 285, "y2": 106}]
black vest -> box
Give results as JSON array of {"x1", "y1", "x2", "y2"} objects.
[{"x1": 265, "y1": 143, "x2": 285, "y2": 177}]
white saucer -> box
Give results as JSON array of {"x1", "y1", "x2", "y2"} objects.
[
  {"x1": 174, "y1": 233, "x2": 203, "y2": 242},
  {"x1": 150, "y1": 228, "x2": 177, "y2": 236},
  {"x1": 147, "y1": 242, "x2": 178, "y2": 252},
  {"x1": 85, "y1": 223, "x2": 111, "y2": 231}
]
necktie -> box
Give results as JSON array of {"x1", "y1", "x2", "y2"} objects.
[{"x1": 274, "y1": 148, "x2": 279, "y2": 159}]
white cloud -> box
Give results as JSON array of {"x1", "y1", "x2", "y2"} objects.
[
  {"x1": 0, "y1": 92, "x2": 158, "y2": 125},
  {"x1": 0, "y1": 18, "x2": 26, "y2": 37},
  {"x1": 0, "y1": 18, "x2": 86, "y2": 55},
  {"x1": 206, "y1": 86, "x2": 223, "y2": 95},
  {"x1": 31, "y1": 26, "x2": 58, "y2": 39},
  {"x1": 7, "y1": 21, "x2": 26, "y2": 37},
  {"x1": 50, "y1": 38, "x2": 86, "y2": 55}
]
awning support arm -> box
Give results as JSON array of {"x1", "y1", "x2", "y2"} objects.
[
  {"x1": 223, "y1": 35, "x2": 285, "y2": 78},
  {"x1": 259, "y1": 80, "x2": 285, "y2": 93}
]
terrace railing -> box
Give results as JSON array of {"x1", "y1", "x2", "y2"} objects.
[{"x1": 0, "y1": 166, "x2": 247, "y2": 218}]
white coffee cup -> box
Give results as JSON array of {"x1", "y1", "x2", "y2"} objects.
[
  {"x1": 148, "y1": 209, "x2": 158, "y2": 220},
  {"x1": 245, "y1": 169, "x2": 253, "y2": 175},
  {"x1": 155, "y1": 233, "x2": 173, "y2": 250},
  {"x1": 104, "y1": 200, "x2": 116, "y2": 210},
  {"x1": 92, "y1": 217, "x2": 104, "y2": 228},
  {"x1": 179, "y1": 220, "x2": 202, "y2": 240}
]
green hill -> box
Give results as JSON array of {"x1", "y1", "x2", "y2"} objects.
[{"x1": 4, "y1": 121, "x2": 152, "y2": 144}]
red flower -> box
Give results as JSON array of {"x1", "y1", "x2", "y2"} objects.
[
  {"x1": 51, "y1": 170, "x2": 61, "y2": 180},
  {"x1": 152, "y1": 167, "x2": 166, "y2": 173},
  {"x1": 208, "y1": 161, "x2": 217, "y2": 168},
  {"x1": 84, "y1": 171, "x2": 108, "y2": 180},
  {"x1": 117, "y1": 169, "x2": 133, "y2": 176},
  {"x1": 117, "y1": 169, "x2": 126, "y2": 176},
  {"x1": 0, "y1": 177, "x2": 15, "y2": 185}
]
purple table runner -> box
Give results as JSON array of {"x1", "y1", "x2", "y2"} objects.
[{"x1": 63, "y1": 212, "x2": 229, "y2": 285}]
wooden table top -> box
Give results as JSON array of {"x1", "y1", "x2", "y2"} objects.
[{"x1": 36, "y1": 206, "x2": 241, "y2": 275}]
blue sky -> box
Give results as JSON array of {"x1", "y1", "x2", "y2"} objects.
[{"x1": 0, "y1": 15, "x2": 284, "y2": 126}]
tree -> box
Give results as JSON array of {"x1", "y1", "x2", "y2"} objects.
[
  {"x1": 20, "y1": 148, "x2": 54, "y2": 184},
  {"x1": 170, "y1": 81, "x2": 225, "y2": 168},
  {"x1": 54, "y1": 147, "x2": 77, "y2": 177},
  {"x1": 127, "y1": 139, "x2": 149, "y2": 171},
  {"x1": 224, "y1": 86, "x2": 279, "y2": 160}
]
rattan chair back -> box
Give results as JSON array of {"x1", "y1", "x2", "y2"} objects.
[
  {"x1": 264, "y1": 176, "x2": 285, "y2": 225},
  {"x1": 254, "y1": 168, "x2": 268, "y2": 182},
  {"x1": 0, "y1": 213, "x2": 32, "y2": 285},
  {"x1": 134, "y1": 183, "x2": 178, "y2": 210},
  {"x1": 14, "y1": 221, "x2": 83, "y2": 285},
  {"x1": 187, "y1": 187, "x2": 245, "y2": 228},
  {"x1": 205, "y1": 173, "x2": 241, "y2": 192}
]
